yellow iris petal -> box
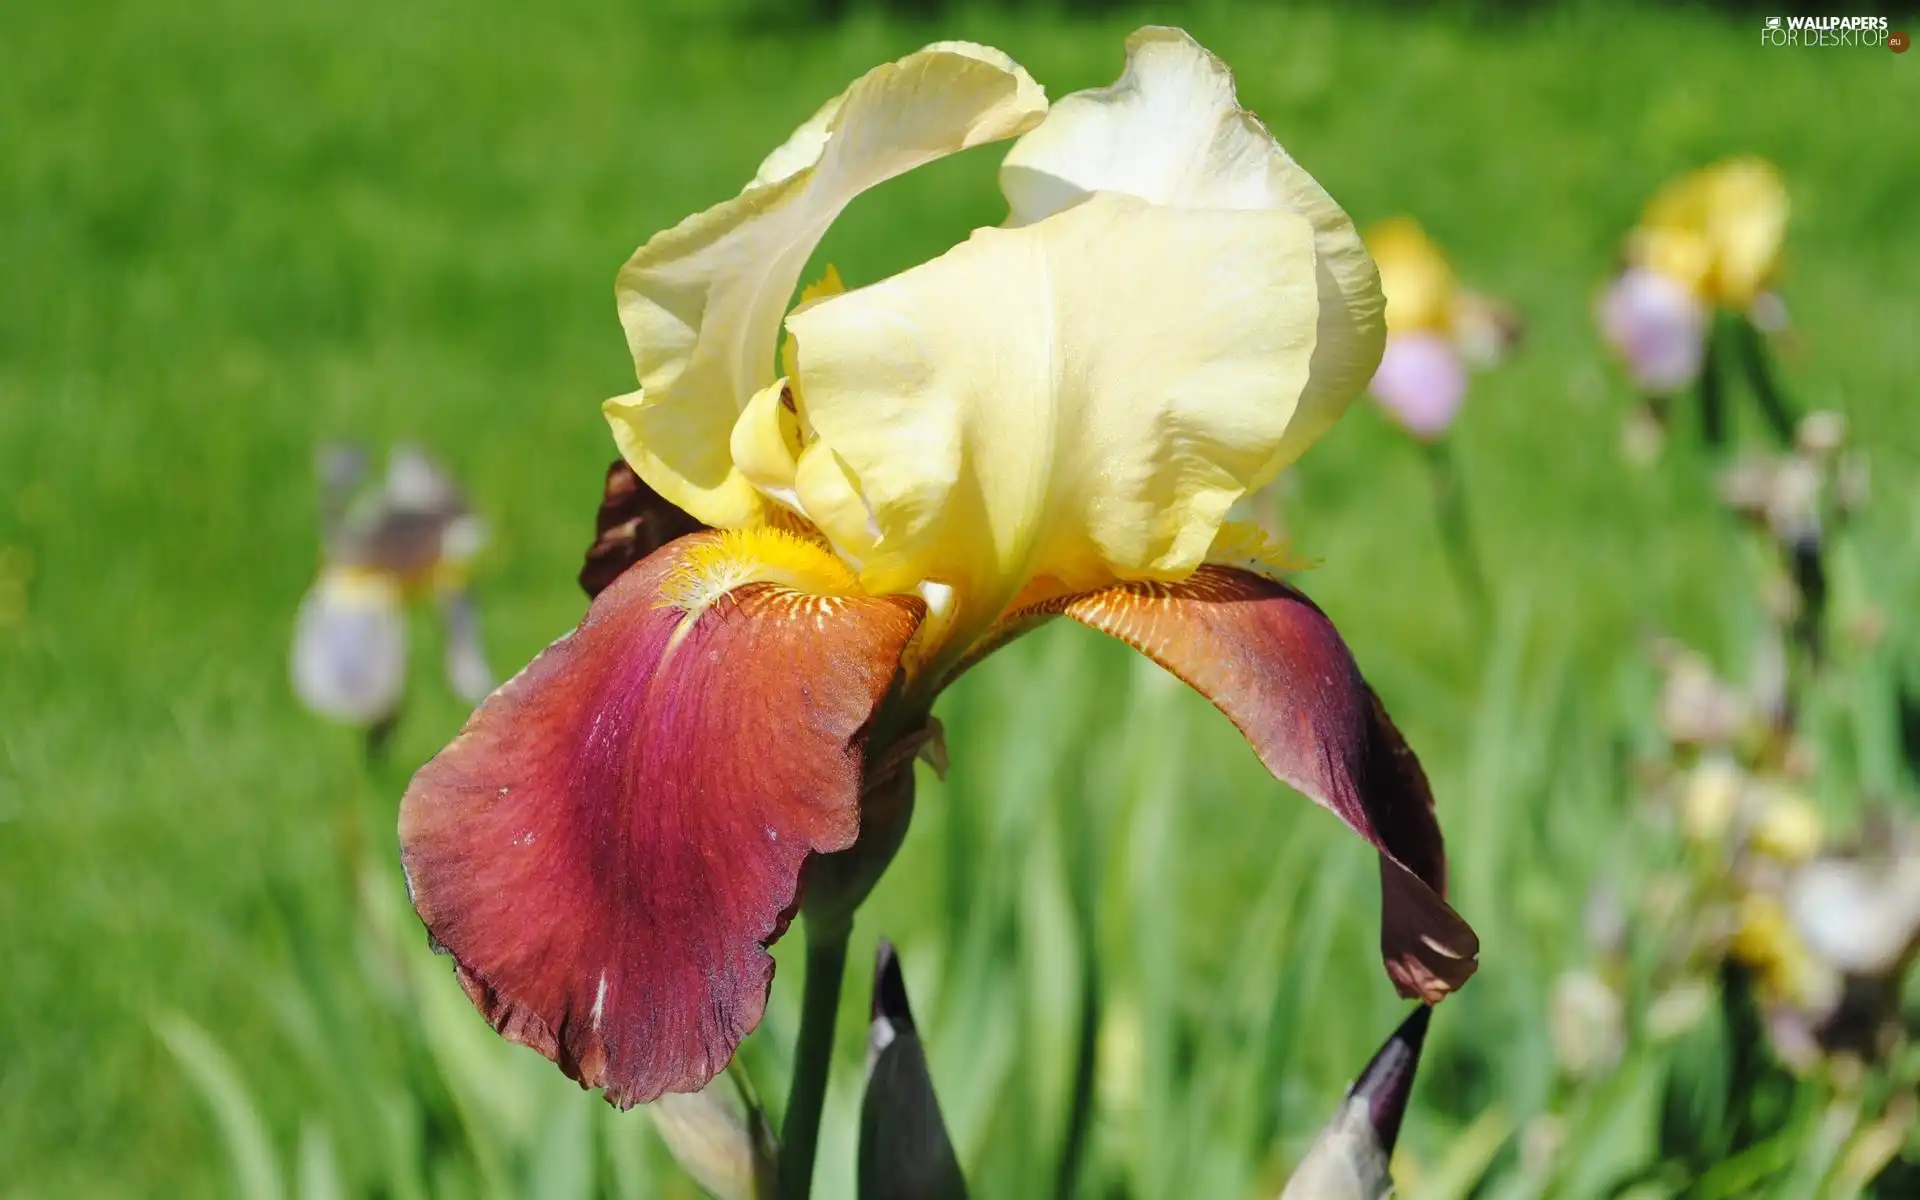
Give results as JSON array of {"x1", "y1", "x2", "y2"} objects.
[
  {"x1": 1365, "y1": 217, "x2": 1459, "y2": 335},
  {"x1": 997, "y1": 26, "x2": 1383, "y2": 472},
  {"x1": 1636, "y1": 157, "x2": 1788, "y2": 308},
  {"x1": 728, "y1": 379, "x2": 806, "y2": 512},
  {"x1": 780, "y1": 264, "x2": 847, "y2": 382},
  {"x1": 606, "y1": 43, "x2": 1047, "y2": 529},
  {"x1": 786, "y1": 190, "x2": 1319, "y2": 654}
]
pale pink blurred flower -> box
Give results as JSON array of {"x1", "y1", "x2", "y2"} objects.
[
  {"x1": 1368, "y1": 332, "x2": 1467, "y2": 440},
  {"x1": 1597, "y1": 267, "x2": 1710, "y2": 396}
]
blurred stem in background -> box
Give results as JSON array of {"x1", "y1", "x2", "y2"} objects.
[
  {"x1": 1053, "y1": 771, "x2": 1106, "y2": 1200},
  {"x1": 364, "y1": 712, "x2": 400, "y2": 768},
  {"x1": 1697, "y1": 315, "x2": 1728, "y2": 449},
  {"x1": 1694, "y1": 312, "x2": 1799, "y2": 454},
  {"x1": 1421, "y1": 439, "x2": 1489, "y2": 618},
  {"x1": 1731, "y1": 316, "x2": 1799, "y2": 448},
  {"x1": 777, "y1": 918, "x2": 852, "y2": 1200}
]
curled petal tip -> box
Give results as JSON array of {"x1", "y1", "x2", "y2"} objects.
[{"x1": 1046, "y1": 566, "x2": 1479, "y2": 1001}]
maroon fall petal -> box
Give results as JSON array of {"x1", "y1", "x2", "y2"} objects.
[
  {"x1": 578, "y1": 458, "x2": 708, "y2": 598},
  {"x1": 1051, "y1": 567, "x2": 1478, "y2": 1002},
  {"x1": 401, "y1": 533, "x2": 923, "y2": 1106}
]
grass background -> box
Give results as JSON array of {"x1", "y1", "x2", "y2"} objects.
[{"x1": 2, "y1": 0, "x2": 1917, "y2": 1194}]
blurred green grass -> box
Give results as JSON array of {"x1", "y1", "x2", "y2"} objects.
[{"x1": 2, "y1": 0, "x2": 1917, "y2": 1194}]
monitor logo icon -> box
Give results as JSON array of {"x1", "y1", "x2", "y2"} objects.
[{"x1": 1765, "y1": 17, "x2": 1781, "y2": 30}]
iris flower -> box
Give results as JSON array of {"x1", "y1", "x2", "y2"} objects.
[
  {"x1": 1598, "y1": 158, "x2": 1788, "y2": 398},
  {"x1": 399, "y1": 28, "x2": 1478, "y2": 1113},
  {"x1": 292, "y1": 443, "x2": 493, "y2": 731},
  {"x1": 1365, "y1": 217, "x2": 1519, "y2": 440}
]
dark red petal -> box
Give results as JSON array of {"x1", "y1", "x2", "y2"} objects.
[
  {"x1": 401, "y1": 533, "x2": 923, "y2": 1106},
  {"x1": 578, "y1": 459, "x2": 707, "y2": 598},
  {"x1": 1052, "y1": 567, "x2": 1478, "y2": 1002}
]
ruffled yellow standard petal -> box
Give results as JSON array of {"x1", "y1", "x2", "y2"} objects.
[
  {"x1": 1365, "y1": 217, "x2": 1458, "y2": 335},
  {"x1": 997, "y1": 26, "x2": 1383, "y2": 471},
  {"x1": 606, "y1": 44, "x2": 1047, "y2": 529},
  {"x1": 1634, "y1": 157, "x2": 1788, "y2": 309},
  {"x1": 785, "y1": 190, "x2": 1319, "y2": 662}
]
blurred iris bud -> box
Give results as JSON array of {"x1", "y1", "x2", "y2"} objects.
[
  {"x1": 1718, "y1": 453, "x2": 1823, "y2": 544},
  {"x1": 1680, "y1": 755, "x2": 1743, "y2": 845},
  {"x1": 1656, "y1": 648, "x2": 1749, "y2": 749},
  {"x1": 1549, "y1": 970, "x2": 1625, "y2": 1080},
  {"x1": 1748, "y1": 788, "x2": 1825, "y2": 864},
  {"x1": 1582, "y1": 883, "x2": 1629, "y2": 960},
  {"x1": 1279, "y1": 1006, "x2": 1430, "y2": 1200},
  {"x1": 1519, "y1": 1115, "x2": 1567, "y2": 1180},
  {"x1": 1719, "y1": 426, "x2": 1859, "y2": 555},
  {"x1": 1794, "y1": 410, "x2": 1846, "y2": 459},
  {"x1": 1747, "y1": 629, "x2": 1791, "y2": 734},
  {"x1": 1645, "y1": 980, "x2": 1714, "y2": 1041},
  {"x1": 860, "y1": 940, "x2": 966, "y2": 1200},
  {"x1": 291, "y1": 442, "x2": 496, "y2": 729},
  {"x1": 649, "y1": 1081, "x2": 778, "y2": 1200}
]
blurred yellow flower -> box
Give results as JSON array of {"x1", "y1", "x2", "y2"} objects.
[
  {"x1": 1361, "y1": 217, "x2": 1518, "y2": 440},
  {"x1": 1731, "y1": 892, "x2": 1835, "y2": 1011},
  {"x1": 1680, "y1": 755, "x2": 1742, "y2": 844},
  {"x1": 1369, "y1": 217, "x2": 1458, "y2": 336},
  {"x1": 1629, "y1": 157, "x2": 1788, "y2": 310},
  {"x1": 1750, "y1": 789, "x2": 1825, "y2": 863}
]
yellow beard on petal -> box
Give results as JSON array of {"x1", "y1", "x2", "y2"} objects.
[{"x1": 657, "y1": 526, "x2": 862, "y2": 621}]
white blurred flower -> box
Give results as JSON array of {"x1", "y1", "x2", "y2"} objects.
[
  {"x1": 1549, "y1": 969, "x2": 1624, "y2": 1079},
  {"x1": 650, "y1": 1086, "x2": 775, "y2": 1200},
  {"x1": 291, "y1": 443, "x2": 495, "y2": 728},
  {"x1": 291, "y1": 569, "x2": 407, "y2": 724}
]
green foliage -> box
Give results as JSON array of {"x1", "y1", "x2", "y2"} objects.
[{"x1": 1, "y1": 1, "x2": 1915, "y2": 1195}]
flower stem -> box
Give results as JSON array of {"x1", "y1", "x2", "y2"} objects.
[
  {"x1": 1731, "y1": 315, "x2": 1798, "y2": 446},
  {"x1": 776, "y1": 917, "x2": 851, "y2": 1200},
  {"x1": 1421, "y1": 440, "x2": 1488, "y2": 618},
  {"x1": 1697, "y1": 315, "x2": 1728, "y2": 449}
]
